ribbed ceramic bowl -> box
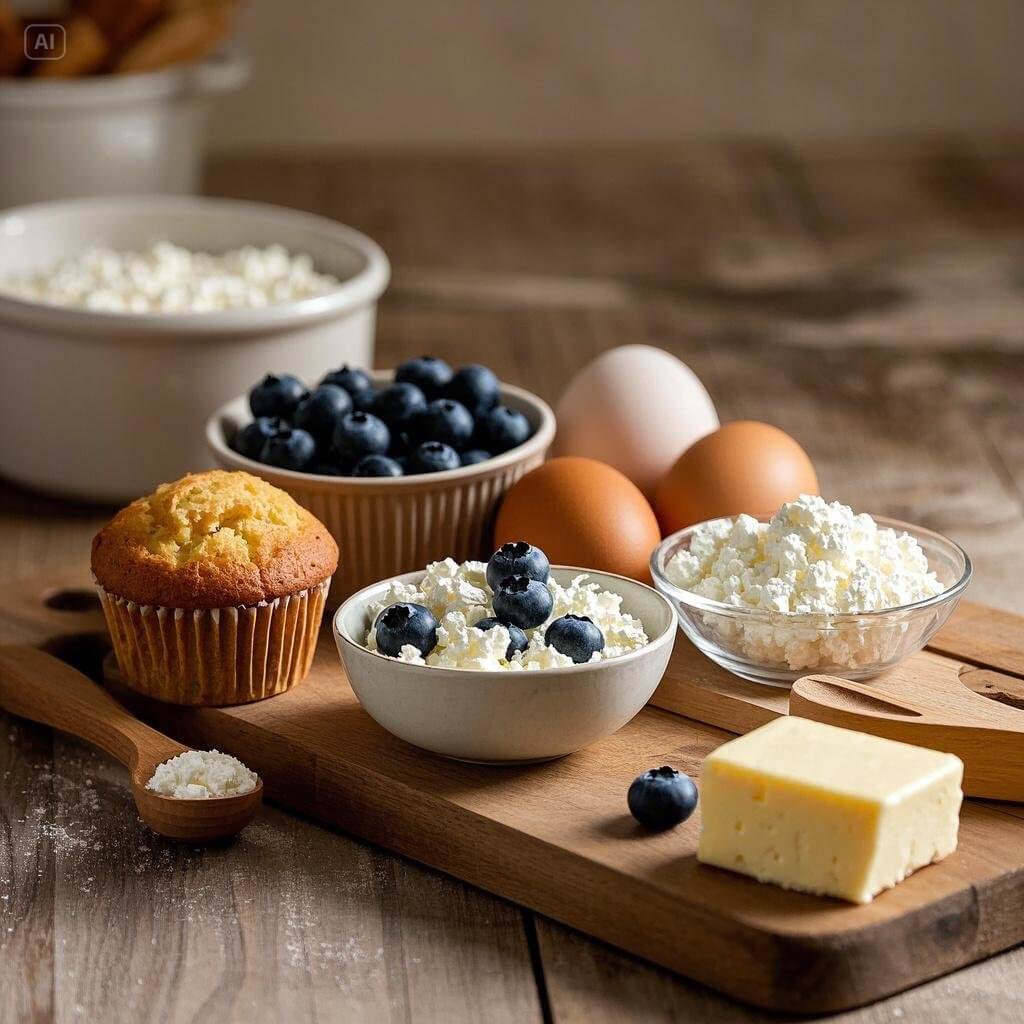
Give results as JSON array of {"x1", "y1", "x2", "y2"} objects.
[
  {"x1": 651, "y1": 514, "x2": 972, "y2": 687},
  {"x1": 207, "y1": 372, "x2": 556, "y2": 605},
  {"x1": 333, "y1": 566, "x2": 677, "y2": 764}
]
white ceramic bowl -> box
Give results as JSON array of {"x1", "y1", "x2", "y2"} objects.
[
  {"x1": 333, "y1": 566, "x2": 677, "y2": 764},
  {"x1": 0, "y1": 195, "x2": 389, "y2": 501},
  {"x1": 0, "y1": 46, "x2": 249, "y2": 207},
  {"x1": 208, "y1": 371, "x2": 556, "y2": 605}
]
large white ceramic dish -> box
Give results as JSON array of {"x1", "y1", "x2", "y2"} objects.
[
  {"x1": 0, "y1": 46, "x2": 248, "y2": 207},
  {"x1": 209, "y1": 370, "x2": 556, "y2": 605},
  {"x1": 651, "y1": 514, "x2": 971, "y2": 687},
  {"x1": 333, "y1": 566, "x2": 676, "y2": 764},
  {"x1": 0, "y1": 195, "x2": 389, "y2": 501}
]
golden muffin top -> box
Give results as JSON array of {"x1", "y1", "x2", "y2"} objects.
[{"x1": 92, "y1": 470, "x2": 338, "y2": 608}]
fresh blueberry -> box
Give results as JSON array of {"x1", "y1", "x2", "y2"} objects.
[
  {"x1": 627, "y1": 766, "x2": 699, "y2": 830},
  {"x1": 372, "y1": 382, "x2": 428, "y2": 430},
  {"x1": 293, "y1": 384, "x2": 352, "y2": 445},
  {"x1": 476, "y1": 405, "x2": 532, "y2": 454},
  {"x1": 474, "y1": 616, "x2": 529, "y2": 660},
  {"x1": 444, "y1": 364, "x2": 500, "y2": 417},
  {"x1": 333, "y1": 411, "x2": 390, "y2": 465},
  {"x1": 460, "y1": 449, "x2": 492, "y2": 467},
  {"x1": 321, "y1": 365, "x2": 375, "y2": 410},
  {"x1": 395, "y1": 355, "x2": 453, "y2": 399},
  {"x1": 249, "y1": 373, "x2": 307, "y2": 419},
  {"x1": 352, "y1": 454, "x2": 404, "y2": 477},
  {"x1": 374, "y1": 602, "x2": 438, "y2": 658},
  {"x1": 545, "y1": 614, "x2": 605, "y2": 664},
  {"x1": 408, "y1": 441, "x2": 460, "y2": 474},
  {"x1": 410, "y1": 399, "x2": 475, "y2": 450},
  {"x1": 486, "y1": 541, "x2": 550, "y2": 592},
  {"x1": 492, "y1": 575, "x2": 554, "y2": 630},
  {"x1": 259, "y1": 427, "x2": 316, "y2": 471},
  {"x1": 233, "y1": 416, "x2": 285, "y2": 460}
]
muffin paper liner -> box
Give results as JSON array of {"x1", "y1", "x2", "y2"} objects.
[{"x1": 96, "y1": 577, "x2": 330, "y2": 706}]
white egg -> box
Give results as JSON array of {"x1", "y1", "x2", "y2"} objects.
[{"x1": 553, "y1": 345, "x2": 719, "y2": 496}]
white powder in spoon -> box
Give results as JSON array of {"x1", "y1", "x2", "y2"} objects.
[{"x1": 146, "y1": 750, "x2": 257, "y2": 799}]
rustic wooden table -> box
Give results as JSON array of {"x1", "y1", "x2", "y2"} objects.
[{"x1": 3, "y1": 141, "x2": 1023, "y2": 1023}]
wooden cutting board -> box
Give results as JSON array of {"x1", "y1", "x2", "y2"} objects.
[{"x1": 2, "y1": 568, "x2": 1024, "y2": 1014}]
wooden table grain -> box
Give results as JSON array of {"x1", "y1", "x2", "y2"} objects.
[{"x1": 3, "y1": 140, "x2": 1024, "y2": 1023}]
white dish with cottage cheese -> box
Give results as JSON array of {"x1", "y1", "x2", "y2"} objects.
[
  {"x1": 333, "y1": 565, "x2": 676, "y2": 763},
  {"x1": 651, "y1": 495, "x2": 970, "y2": 685},
  {"x1": 365, "y1": 557, "x2": 650, "y2": 670}
]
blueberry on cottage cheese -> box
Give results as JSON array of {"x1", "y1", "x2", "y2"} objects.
[
  {"x1": 409, "y1": 441, "x2": 461, "y2": 474},
  {"x1": 333, "y1": 411, "x2": 391, "y2": 466},
  {"x1": 411, "y1": 399, "x2": 475, "y2": 450},
  {"x1": 259, "y1": 427, "x2": 316, "y2": 471},
  {"x1": 627, "y1": 766, "x2": 698, "y2": 830},
  {"x1": 477, "y1": 405, "x2": 531, "y2": 454},
  {"x1": 371, "y1": 382, "x2": 428, "y2": 430},
  {"x1": 321, "y1": 365, "x2": 375, "y2": 410},
  {"x1": 460, "y1": 449, "x2": 492, "y2": 467},
  {"x1": 233, "y1": 416, "x2": 285, "y2": 460},
  {"x1": 352, "y1": 454, "x2": 404, "y2": 477},
  {"x1": 293, "y1": 384, "x2": 353, "y2": 445},
  {"x1": 492, "y1": 575, "x2": 554, "y2": 630},
  {"x1": 545, "y1": 614, "x2": 605, "y2": 664},
  {"x1": 444, "y1": 364, "x2": 500, "y2": 418},
  {"x1": 486, "y1": 542, "x2": 550, "y2": 592},
  {"x1": 249, "y1": 373, "x2": 308, "y2": 419},
  {"x1": 474, "y1": 616, "x2": 529, "y2": 659},
  {"x1": 395, "y1": 355, "x2": 453, "y2": 399},
  {"x1": 374, "y1": 602, "x2": 438, "y2": 658}
]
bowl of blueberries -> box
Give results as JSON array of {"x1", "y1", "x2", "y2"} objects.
[{"x1": 207, "y1": 355, "x2": 556, "y2": 603}]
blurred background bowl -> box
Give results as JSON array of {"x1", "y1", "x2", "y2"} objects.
[
  {"x1": 0, "y1": 194, "x2": 389, "y2": 501},
  {"x1": 333, "y1": 566, "x2": 676, "y2": 763},
  {"x1": 208, "y1": 371, "x2": 556, "y2": 605},
  {"x1": 0, "y1": 45, "x2": 249, "y2": 208},
  {"x1": 651, "y1": 515, "x2": 972, "y2": 687}
]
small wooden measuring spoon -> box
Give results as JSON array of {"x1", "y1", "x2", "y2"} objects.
[{"x1": 0, "y1": 645, "x2": 262, "y2": 841}]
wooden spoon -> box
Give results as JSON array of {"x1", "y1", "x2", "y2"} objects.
[
  {"x1": 0, "y1": 645, "x2": 262, "y2": 841},
  {"x1": 791, "y1": 655, "x2": 1024, "y2": 801}
]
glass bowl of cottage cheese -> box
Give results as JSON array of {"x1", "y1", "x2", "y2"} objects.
[
  {"x1": 333, "y1": 558, "x2": 676, "y2": 763},
  {"x1": 650, "y1": 495, "x2": 971, "y2": 687}
]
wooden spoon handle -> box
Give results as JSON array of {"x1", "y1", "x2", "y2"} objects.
[{"x1": 0, "y1": 645, "x2": 184, "y2": 773}]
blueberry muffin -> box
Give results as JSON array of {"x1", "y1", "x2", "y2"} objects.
[{"x1": 92, "y1": 470, "x2": 338, "y2": 705}]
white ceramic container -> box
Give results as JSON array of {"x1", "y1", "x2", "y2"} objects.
[
  {"x1": 0, "y1": 195, "x2": 390, "y2": 501},
  {"x1": 0, "y1": 47, "x2": 249, "y2": 208},
  {"x1": 333, "y1": 567, "x2": 677, "y2": 764},
  {"x1": 208, "y1": 372, "x2": 556, "y2": 605}
]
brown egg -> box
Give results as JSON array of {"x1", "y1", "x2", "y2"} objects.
[
  {"x1": 654, "y1": 421, "x2": 819, "y2": 534},
  {"x1": 494, "y1": 457, "x2": 661, "y2": 582}
]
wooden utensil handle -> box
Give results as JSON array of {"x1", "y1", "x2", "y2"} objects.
[{"x1": 0, "y1": 646, "x2": 181, "y2": 773}]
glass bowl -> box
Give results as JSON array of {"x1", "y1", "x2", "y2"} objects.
[{"x1": 650, "y1": 514, "x2": 971, "y2": 687}]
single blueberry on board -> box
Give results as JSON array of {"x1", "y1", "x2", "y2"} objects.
[{"x1": 627, "y1": 766, "x2": 699, "y2": 830}]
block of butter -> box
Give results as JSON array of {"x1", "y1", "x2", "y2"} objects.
[{"x1": 697, "y1": 717, "x2": 963, "y2": 904}]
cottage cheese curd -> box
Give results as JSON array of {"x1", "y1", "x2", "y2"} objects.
[
  {"x1": 0, "y1": 241, "x2": 339, "y2": 313},
  {"x1": 366, "y1": 558, "x2": 649, "y2": 670},
  {"x1": 666, "y1": 494, "x2": 944, "y2": 670},
  {"x1": 146, "y1": 749, "x2": 257, "y2": 800}
]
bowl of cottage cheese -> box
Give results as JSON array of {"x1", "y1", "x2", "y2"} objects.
[
  {"x1": 333, "y1": 556, "x2": 676, "y2": 763},
  {"x1": 0, "y1": 195, "x2": 389, "y2": 501},
  {"x1": 650, "y1": 494, "x2": 971, "y2": 687}
]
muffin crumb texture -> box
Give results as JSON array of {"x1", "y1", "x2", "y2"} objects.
[{"x1": 92, "y1": 470, "x2": 338, "y2": 608}]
